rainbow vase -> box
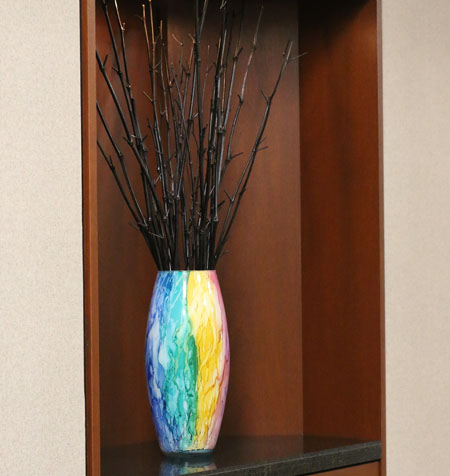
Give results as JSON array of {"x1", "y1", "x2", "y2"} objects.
[{"x1": 145, "y1": 271, "x2": 230, "y2": 456}]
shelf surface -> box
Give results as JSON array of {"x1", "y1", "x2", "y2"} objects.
[{"x1": 101, "y1": 435, "x2": 381, "y2": 476}]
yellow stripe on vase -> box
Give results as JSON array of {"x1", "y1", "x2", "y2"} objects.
[{"x1": 187, "y1": 271, "x2": 224, "y2": 449}]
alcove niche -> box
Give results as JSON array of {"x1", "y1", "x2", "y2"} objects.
[{"x1": 82, "y1": 0, "x2": 385, "y2": 475}]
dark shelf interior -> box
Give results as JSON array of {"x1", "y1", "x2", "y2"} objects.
[
  {"x1": 101, "y1": 435, "x2": 381, "y2": 476},
  {"x1": 92, "y1": 0, "x2": 384, "y2": 473}
]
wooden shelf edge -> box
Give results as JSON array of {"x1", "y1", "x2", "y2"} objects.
[{"x1": 81, "y1": 0, "x2": 101, "y2": 474}]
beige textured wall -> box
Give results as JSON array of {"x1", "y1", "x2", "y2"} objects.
[
  {"x1": 0, "y1": 1, "x2": 85, "y2": 475},
  {"x1": 383, "y1": 1, "x2": 450, "y2": 475}
]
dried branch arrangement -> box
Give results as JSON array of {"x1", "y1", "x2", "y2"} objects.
[{"x1": 97, "y1": 0, "x2": 294, "y2": 270}]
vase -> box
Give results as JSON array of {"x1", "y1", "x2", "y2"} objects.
[{"x1": 145, "y1": 270, "x2": 230, "y2": 456}]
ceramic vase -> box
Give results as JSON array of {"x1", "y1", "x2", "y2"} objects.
[{"x1": 145, "y1": 270, "x2": 230, "y2": 456}]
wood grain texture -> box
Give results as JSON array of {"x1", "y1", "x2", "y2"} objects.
[
  {"x1": 209, "y1": 0, "x2": 303, "y2": 437},
  {"x1": 314, "y1": 462, "x2": 380, "y2": 476},
  {"x1": 300, "y1": 0, "x2": 382, "y2": 441},
  {"x1": 82, "y1": 0, "x2": 101, "y2": 474}
]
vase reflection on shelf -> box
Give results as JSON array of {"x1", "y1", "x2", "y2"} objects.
[
  {"x1": 146, "y1": 271, "x2": 230, "y2": 456},
  {"x1": 159, "y1": 455, "x2": 216, "y2": 476}
]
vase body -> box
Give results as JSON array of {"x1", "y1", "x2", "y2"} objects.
[{"x1": 145, "y1": 271, "x2": 230, "y2": 456}]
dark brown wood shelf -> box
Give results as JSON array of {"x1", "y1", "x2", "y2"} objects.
[{"x1": 101, "y1": 435, "x2": 381, "y2": 476}]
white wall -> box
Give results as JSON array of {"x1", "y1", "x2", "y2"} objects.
[
  {"x1": 383, "y1": 1, "x2": 450, "y2": 475},
  {"x1": 0, "y1": 1, "x2": 85, "y2": 475}
]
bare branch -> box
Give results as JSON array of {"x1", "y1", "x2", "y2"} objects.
[{"x1": 97, "y1": 0, "x2": 294, "y2": 270}]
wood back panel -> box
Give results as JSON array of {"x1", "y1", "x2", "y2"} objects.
[
  {"x1": 300, "y1": 0, "x2": 382, "y2": 440},
  {"x1": 193, "y1": 0, "x2": 303, "y2": 437}
]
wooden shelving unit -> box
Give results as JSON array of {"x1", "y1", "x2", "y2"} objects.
[{"x1": 82, "y1": 0, "x2": 385, "y2": 474}]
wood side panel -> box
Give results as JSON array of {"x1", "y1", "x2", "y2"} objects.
[
  {"x1": 376, "y1": 0, "x2": 386, "y2": 473},
  {"x1": 314, "y1": 462, "x2": 380, "y2": 476},
  {"x1": 300, "y1": 0, "x2": 382, "y2": 441},
  {"x1": 82, "y1": 0, "x2": 101, "y2": 474}
]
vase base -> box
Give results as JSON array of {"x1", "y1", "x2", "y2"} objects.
[{"x1": 162, "y1": 449, "x2": 214, "y2": 459}]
